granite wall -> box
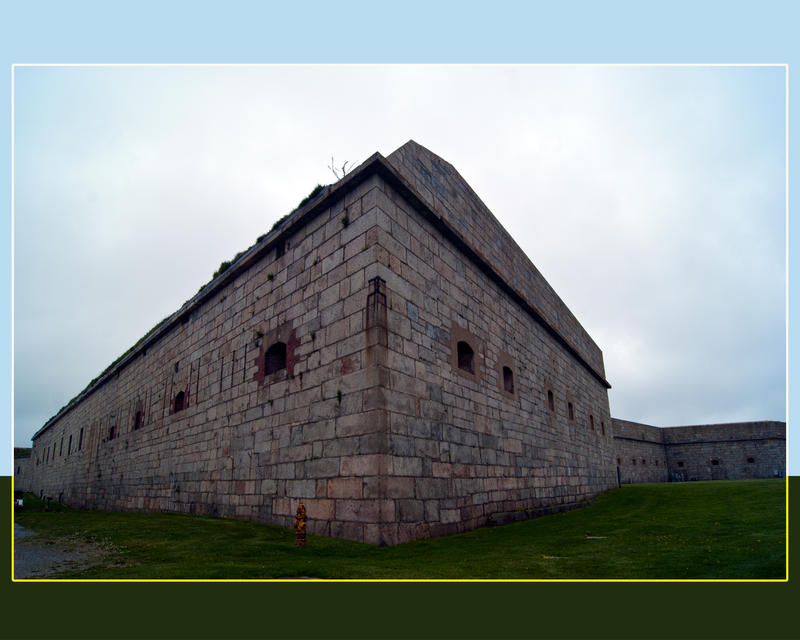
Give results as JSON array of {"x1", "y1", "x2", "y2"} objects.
[
  {"x1": 28, "y1": 142, "x2": 618, "y2": 544},
  {"x1": 612, "y1": 418, "x2": 785, "y2": 484}
]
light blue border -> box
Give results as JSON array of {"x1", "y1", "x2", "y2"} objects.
[{"x1": 2, "y1": 0, "x2": 797, "y2": 476}]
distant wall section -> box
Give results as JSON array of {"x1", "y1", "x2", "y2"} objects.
[
  {"x1": 612, "y1": 419, "x2": 668, "y2": 484},
  {"x1": 662, "y1": 421, "x2": 786, "y2": 482},
  {"x1": 14, "y1": 449, "x2": 32, "y2": 493},
  {"x1": 612, "y1": 419, "x2": 786, "y2": 484}
]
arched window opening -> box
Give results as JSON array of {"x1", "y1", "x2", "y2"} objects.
[
  {"x1": 109, "y1": 425, "x2": 117, "y2": 441},
  {"x1": 568, "y1": 402, "x2": 574, "y2": 421},
  {"x1": 601, "y1": 421, "x2": 605, "y2": 435},
  {"x1": 133, "y1": 410, "x2": 143, "y2": 430},
  {"x1": 173, "y1": 391, "x2": 185, "y2": 413},
  {"x1": 457, "y1": 341, "x2": 474, "y2": 374},
  {"x1": 589, "y1": 415, "x2": 595, "y2": 430},
  {"x1": 502, "y1": 366, "x2": 514, "y2": 393},
  {"x1": 547, "y1": 390, "x2": 554, "y2": 411},
  {"x1": 265, "y1": 341, "x2": 287, "y2": 375}
]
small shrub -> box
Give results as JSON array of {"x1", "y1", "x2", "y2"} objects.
[
  {"x1": 268, "y1": 213, "x2": 290, "y2": 233},
  {"x1": 267, "y1": 184, "x2": 326, "y2": 235},
  {"x1": 294, "y1": 184, "x2": 326, "y2": 212},
  {"x1": 213, "y1": 251, "x2": 244, "y2": 280},
  {"x1": 213, "y1": 260, "x2": 231, "y2": 279}
]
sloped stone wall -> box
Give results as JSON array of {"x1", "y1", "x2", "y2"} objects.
[{"x1": 387, "y1": 141, "x2": 607, "y2": 381}]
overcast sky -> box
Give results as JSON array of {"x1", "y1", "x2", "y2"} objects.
[{"x1": 13, "y1": 65, "x2": 786, "y2": 455}]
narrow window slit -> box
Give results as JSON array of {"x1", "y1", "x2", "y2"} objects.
[
  {"x1": 265, "y1": 341, "x2": 287, "y2": 375},
  {"x1": 502, "y1": 366, "x2": 514, "y2": 393},
  {"x1": 174, "y1": 391, "x2": 185, "y2": 413},
  {"x1": 457, "y1": 341, "x2": 474, "y2": 374}
]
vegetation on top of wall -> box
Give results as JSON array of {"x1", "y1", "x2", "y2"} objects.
[
  {"x1": 209, "y1": 184, "x2": 327, "y2": 284},
  {"x1": 290, "y1": 183, "x2": 327, "y2": 217},
  {"x1": 212, "y1": 251, "x2": 244, "y2": 280},
  {"x1": 42, "y1": 313, "x2": 172, "y2": 430},
  {"x1": 96, "y1": 316, "x2": 169, "y2": 377},
  {"x1": 212, "y1": 184, "x2": 329, "y2": 287},
  {"x1": 257, "y1": 183, "x2": 328, "y2": 243}
]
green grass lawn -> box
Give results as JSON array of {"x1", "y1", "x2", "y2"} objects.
[{"x1": 14, "y1": 479, "x2": 786, "y2": 580}]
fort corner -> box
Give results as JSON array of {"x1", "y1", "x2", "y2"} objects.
[{"x1": 24, "y1": 141, "x2": 785, "y2": 545}]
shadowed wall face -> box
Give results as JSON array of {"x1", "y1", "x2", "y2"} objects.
[{"x1": 613, "y1": 419, "x2": 786, "y2": 484}]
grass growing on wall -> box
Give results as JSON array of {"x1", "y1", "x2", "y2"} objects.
[{"x1": 14, "y1": 479, "x2": 785, "y2": 580}]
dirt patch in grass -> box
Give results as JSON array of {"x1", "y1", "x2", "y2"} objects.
[{"x1": 14, "y1": 523, "x2": 128, "y2": 579}]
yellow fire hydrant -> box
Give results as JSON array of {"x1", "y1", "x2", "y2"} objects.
[{"x1": 294, "y1": 503, "x2": 307, "y2": 546}]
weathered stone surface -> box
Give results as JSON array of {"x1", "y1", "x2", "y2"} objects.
[
  {"x1": 327, "y1": 477, "x2": 363, "y2": 499},
  {"x1": 613, "y1": 418, "x2": 786, "y2": 484},
  {"x1": 25, "y1": 141, "x2": 782, "y2": 547}
]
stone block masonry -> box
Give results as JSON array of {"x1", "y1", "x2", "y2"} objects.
[
  {"x1": 13, "y1": 449, "x2": 32, "y2": 494},
  {"x1": 26, "y1": 140, "x2": 781, "y2": 546},
  {"x1": 371, "y1": 145, "x2": 618, "y2": 543},
  {"x1": 662, "y1": 421, "x2": 786, "y2": 482},
  {"x1": 613, "y1": 419, "x2": 785, "y2": 484},
  {"x1": 613, "y1": 419, "x2": 670, "y2": 484},
  {"x1": 30, "y1": 160, "x2": 396, "y2": 539}
]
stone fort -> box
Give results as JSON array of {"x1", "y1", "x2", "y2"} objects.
[{"x1": 22, "y1": 141, "x2": 785, "y2": 545}]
